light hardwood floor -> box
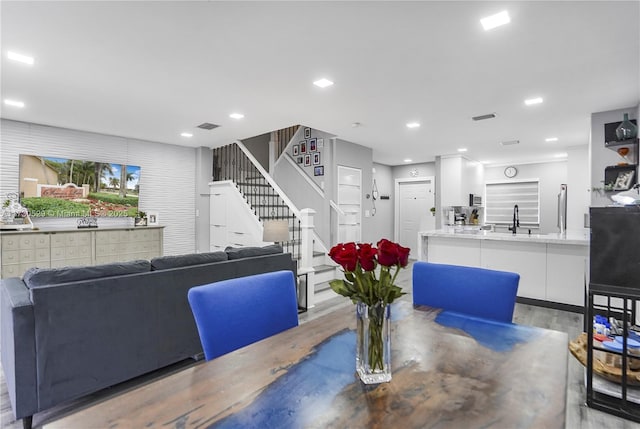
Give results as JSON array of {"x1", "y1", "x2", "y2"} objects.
[{"x1": 1, "y1": 263, "x2": 639, "y2": 428}]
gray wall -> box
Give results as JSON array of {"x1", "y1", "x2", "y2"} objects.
[
  {"x1": 393, "y1": 162, "x2": 436, "y2": 180},
  {"x1": 370, "y1": 163, "x2": 394, "y2": 241},
  {"x1": 242, "y1": 133, "x2": 270, "y2": 170},
  {"x1": 590, "y1": 105, "x2": 640, "y2": 207},
  {"x1": 484, "y1": 161, "x2": 568, "y2": 234},
  {"x1": 0, "y1": 119, "x2": 197, "y2": 255},
  {"x1": 195, "y1": 146, "x2": 212, "y2": 252}
]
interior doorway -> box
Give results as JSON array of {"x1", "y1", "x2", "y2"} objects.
[
  {"x1": 395, "y1": 177, "x2": 435, "y2": 257},
  {"x1": 337, "y1": 165, "x2": 362, "y2": 243}
]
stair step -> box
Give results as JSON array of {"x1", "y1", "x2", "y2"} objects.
[
  {"x1": 314, "y1": 264, "x2": 336, "y2": 274},
  {"x1": 237, "y1": 182, "x2": 271, "y2": 187},
  {"x1": 313, "y1": 250, "x2": 325, "y2": 257}
]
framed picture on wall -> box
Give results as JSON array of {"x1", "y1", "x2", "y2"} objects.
[
  {"x1": 300, "y1": 141, "x2": 307, "y2": 153},
  {"x1": 304, "y1": 154, "x2": 311, "y2": 166},
  {"x1": 304, "y1": 128, "x2": 311, "y2": 139},
  {"x1": 297, "y1": 156, "x2": 303, "y2": 164},
  {"x1": 313, "y1": 152, "x2": 320, "y2": 165},
  {"x1": 314, "y1": 166, "x2": 324, "y2": 176},
  {"x1": 147, "y1": 211, "x2": 159, "y2": 226},
  {"x1": 309, "y1": 138, "x2": 317, "y2": 152},
  {"x1": 293, "y1": 145, "x2": 299, "y2": 156}
]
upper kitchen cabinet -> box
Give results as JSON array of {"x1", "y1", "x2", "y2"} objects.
[{"x1": 438, "y1": 155, "x2": 484, "y2": 207}]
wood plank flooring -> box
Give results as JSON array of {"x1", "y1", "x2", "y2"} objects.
[{"x1": 1, "y1": 262, "x2": 638, "y2": 428}]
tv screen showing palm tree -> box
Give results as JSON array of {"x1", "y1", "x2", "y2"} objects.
[{"x1": 18, "y1": 155, "x2": 140, "y2": 218}]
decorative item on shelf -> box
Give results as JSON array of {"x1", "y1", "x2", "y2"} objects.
[
  {"x1": 617, "y1": 147, "x2": 630, "y2": 165},
  {"x1": 616, "y1": 113, "x2": 638, "y2": 141},
  {"x1": 328, "y1": 239, "x2": 410, "y2": 384},
  {"x1": 77, "y1": 216, "x2": 98, "y2": 228},
  {"x1": 147, "y1": 211, "x2": 159, "y2": 226},
  {"x1": 134, "y1": 211, "x2": 147, "y2": 226},
  {"x1": 1, "y1": 192, "x2": 34, "y2": 230}
]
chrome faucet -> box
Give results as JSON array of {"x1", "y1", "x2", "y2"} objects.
[{"x1": 508, "y1": 204, "x2": 519, "y2": 234}]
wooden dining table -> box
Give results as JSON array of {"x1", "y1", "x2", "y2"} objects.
[{"x1": 44, "y1": 299, "x2": 568, "y2": 429}]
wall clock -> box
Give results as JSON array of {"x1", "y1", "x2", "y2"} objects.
[{"x1": 504, "y1": 166, "x2": 518, "y2": 178}]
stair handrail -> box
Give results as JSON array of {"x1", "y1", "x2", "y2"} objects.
[
  {"x1": 233, "y1": 140, "x2": 302, "y2": 219},
  {"x1": 329, "y1": 199, "x2": 346, "y2": 216}
]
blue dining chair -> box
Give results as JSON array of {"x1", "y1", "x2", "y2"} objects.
[
  {"x1": 187, "y1": 270, "x2": 299, "y2": 360},
  {"x1": 412, "y1": 261, "x2": 520, "y2": 323}
]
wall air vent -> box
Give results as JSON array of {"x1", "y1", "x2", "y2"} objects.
[
  {"x1": 472, "y1": 113, "x2": 497, "y2": 121},
  {"x1": 197, "y1": 122, "x2": 220, "y2": 130},
  {"x1": 501, "y1": 140, "x2": 520, "y2": 146}
]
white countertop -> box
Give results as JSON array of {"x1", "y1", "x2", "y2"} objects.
[{"x1": 420, "y1": 228, "x2": 589, "y2": 246}]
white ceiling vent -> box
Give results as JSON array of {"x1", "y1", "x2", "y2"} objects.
[
  {"x1": 501, "y1": 140, "x2": 520, "y2": 146},
  {"x1": 472, "y1": 113, "x2": 497, "y2": 121},
  {"x1": 197, "y1": 122, "x2": 220, "y2": 130}
]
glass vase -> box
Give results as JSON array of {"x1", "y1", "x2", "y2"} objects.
[
  {"x1": 355, "y1": 301, "x2": 391, "y2": 384},
  {"x1": 616, "y1": 113, "x2": 638, "y2": 141}
]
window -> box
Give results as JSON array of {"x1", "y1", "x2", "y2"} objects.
[{"x1": 485, "y1": 180, "x2": 540, "y2": 226}]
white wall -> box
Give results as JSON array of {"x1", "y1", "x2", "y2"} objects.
[
  {"x1": 566, "y1": 145, "x2": 590, "y2": 231},
  {"x1": 0, "y1": 119, "x2": 196, "y2": 255},
  {"x1": 484, "y1": 161, "x2": 568, "y2": 234}
]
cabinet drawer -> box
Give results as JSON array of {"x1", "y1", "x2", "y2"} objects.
[
  {"x1": 34, "y1": 248, "x2": 50, "y2": 262},
  {"x1": 1, "y1": 237, "x2": 20, "y2": 251},
  {"x1": 2, "y1": 250, "x2": 20, "y2": 265},
  {"x1": 50, "y1": 234, "x2": 66, "y2": 248},
  {"x1": 1, "y1": 264, "x2": 23, "y2": 278},
  {"x1": 51, "y1": 247, "x2": 66, "y2": 260},
  {"x1": 95, "y1": 231, "x2": 111, "y2": 245},
  {"x1": 19, "y1": 249, "x2": 35, "y2": 263},
  {"x1": 228, "y1": 231, "x2": 251, "y2": 246},
  {"x1": 34, "y1": 235, "x2": 50, "y2": 249},
  {"x1": 19, "y1": 236, "x2": 35, "y2": 249},
  {"x1": 65, "y1": 245, "x2": 91, "y2": 259},
  {"x1": 65, "y1": 232, "x2": 91, "y2": 247}
]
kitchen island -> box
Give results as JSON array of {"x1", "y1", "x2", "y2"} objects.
[{"x1": 418, "y1": 228, "x2": 589, "y2": 309}]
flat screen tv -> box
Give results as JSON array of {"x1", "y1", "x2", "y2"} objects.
[{"x1": 18, "y1": 154, "x2": 141, "y2": 218}]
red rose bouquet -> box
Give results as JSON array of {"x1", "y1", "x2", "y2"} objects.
[
  {"x1": 328, "y1": 239, "x2": 409, "y2": 306},
  {"x1": 328, "y1": 239, "x2": 410, "y2": 380}
]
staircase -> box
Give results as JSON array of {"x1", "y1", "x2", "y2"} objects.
[{"x1": 212, "y1": 139, "x2": 337, "y2": 305}]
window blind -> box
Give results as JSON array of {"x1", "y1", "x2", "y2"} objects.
[{"x1": 485, "y1": 180, "x2": 540, "y2": 226}]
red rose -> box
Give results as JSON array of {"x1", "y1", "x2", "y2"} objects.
[
  {"x1": 329, "y1": 242, "x2": 358, "y2": 272},
  {"x1": 376, "y1": 239, "x2": 399, "y2": 267},
  {"x1": 358, "y1": 243, "x2": 377, "y2": 271},
  {"x1": 397, "y1": 243, "x2": 411, "y2": 267}
]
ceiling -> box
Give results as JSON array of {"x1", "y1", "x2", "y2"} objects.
[{"x1": 2, "y1": 1, "x2": 639, "y2": 166}]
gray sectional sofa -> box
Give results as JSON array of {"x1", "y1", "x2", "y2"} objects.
[{"x1": 0, "y1": 245, "x2": 296, "y2": 428}]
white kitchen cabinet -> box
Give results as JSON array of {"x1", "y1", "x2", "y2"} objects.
[
  {"x1": 546, "y1": 244, "x2": 588, "y2": 306},
  {"x1": 439, "y1": 155, "x2": 484, "y2": 207},
  {"x1": 481, "y1": 240, "x2": 547, "y2": 301},
  {"x1": 426, "y1": 236, "x2": 481, "y2": 267}
]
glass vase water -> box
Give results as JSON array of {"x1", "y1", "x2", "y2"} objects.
[{"x1": 356, "y1": 301, "x2": 391, "y2": 384}]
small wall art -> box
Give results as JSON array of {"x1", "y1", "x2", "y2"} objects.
[
  {"x1": 314, "y1": 166, "x2": 324, "y2": 176},
  {"x1": 293, "y1": 145, "x2": 299, "y2": 156},
  {"x1": 309, "y1": 138, "x2": 317, "y2": 152},
  {"x1": 304, "y1": 154, "x2": 311, "y2": 166},
  {"x1": 297, "y1": 156, "x2": 303, "y2": 164},
  {"x1": 304, "y1": 128, "x2": 311, "y2": 139},
  {"x1": 147, "y1": 211, "x2": 159, "y2": 226},
  {"x1": 300, "y1": 141, "x2": 307, "y2": 153},
  {"x1": 313, "y1": 152, "x2": 320, "y2": 165}
]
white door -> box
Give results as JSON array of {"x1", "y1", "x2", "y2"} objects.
[
  {"x1": 337, "y1": 166, "x2": 362, "y2": 243},
  {"x1": 397, "y1": 179, "x2": 435, "y2": 255}
]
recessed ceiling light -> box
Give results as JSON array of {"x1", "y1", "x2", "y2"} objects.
[
  {"x1": 481, "y1": 11, "x2": 510, "y2": 31},
  {"x1": 229, "y1": 113, "x2": 244, "y2": 119},
  {"x1": 4, "y1": 99, "x2": 25, "y2": 108},
  {"x1": 180, "y1": 132, "x2": 193, "y2": 138},
  {"x1": 404, "y1": 158, "x2": 413, "y2": 163},
  {"x1": 7, "y1": 51, "x2": 34, "y2": 65},
  {"x1": 554, "y1": 153, "x2": 568, "y2": 158},
  {"x1": 524, "y1": 97, "x2": 543, "y2": 106},
  {"x1": 313, "y1": 78, "x2": 334, "y2": 88},
  {"x1": 406, "y1": 122, "x2": 420, "y2": 129},
  {"x1": 457, "y1": 148, "x2": 468, "y2": 152},
  {"x1": 545, "y1": 137, "x2": 558, "y2": 142}
]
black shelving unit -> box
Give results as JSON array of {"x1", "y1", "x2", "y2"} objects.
[
  {"x1": 588, "y1": 207, "x2": 640, "y2": 422},
  {"x1": 603, "y1": 120, "x2": 638, "y2": 192}
]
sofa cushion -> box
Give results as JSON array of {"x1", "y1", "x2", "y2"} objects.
[
  {"x1": 23, "y1": 260, "x2": 151, "y2": 288},
  {"x1": 150, "y1": 252, "x2": 228, "y2": 270},
  {"x1": 225, "y1": 244, "x2": 283, "y2": 260}
]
